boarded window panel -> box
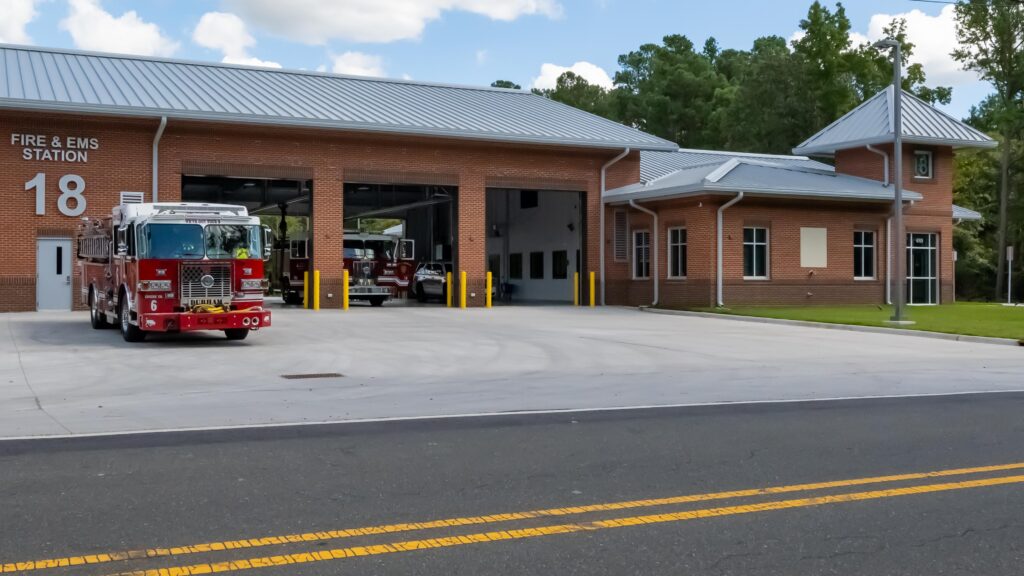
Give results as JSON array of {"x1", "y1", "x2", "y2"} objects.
[
  {"x1": 800, "y1": 227, "x2": 828, "y2": 268},
  {"x1": 613, "y1": 210, "x2": 627, "y2": 261}
]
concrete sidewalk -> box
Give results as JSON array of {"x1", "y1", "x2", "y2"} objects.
[{"x1": 2, "y1": 305, "x2": 1022, "y2": 438}]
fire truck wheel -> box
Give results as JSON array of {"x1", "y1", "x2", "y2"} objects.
[
  {"x1": 224, "y1": 329, "x2": 249, "y2": 340},
  {"x1": 118, "y1": 294, "x2": 146, "y2": 342},
  {"x1": 370, "y1": 297, "x2": 386, "y2": 307},
  {"x1": 89, "y1": 289, "x2": 109, "y2": 329}
]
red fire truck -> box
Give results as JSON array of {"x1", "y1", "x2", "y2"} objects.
[
  {"x1": 77, "y1": 202, "x2": 273, "y2": 342},
  {"x1": 343, "y1": 231, "x2": 416, "y2": 306}
]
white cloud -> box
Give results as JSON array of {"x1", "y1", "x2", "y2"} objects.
[
  {"x1": 0, "y1": 0, "x2": 38, "y2": 44},
  {"x1": 331, "y1": 51, "x2": 386, "y2": 77},
  {"x1": 476, "y1": 49, "x2": 488, "y2": 65},
  {"x1": 227, "y1": 0, "x2": 563, "y2": 44},
  {"x1": 193, "y1": 12, "x2": 281, "y2": 68},
  {"x1": 59, "y1": 0, "x2": 179, "y2": 57},
  {"x1": 862, "y1": 5, "x2": 977, "y2": 86},
  {"x1": 531, "y1": 61, "x2": 613, "y2": 90}
]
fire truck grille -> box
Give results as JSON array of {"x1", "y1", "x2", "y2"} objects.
[{"x1": 181, "y1": 264, "x2": 232, "y2": 305}]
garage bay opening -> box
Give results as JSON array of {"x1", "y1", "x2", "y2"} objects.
[
  {"x1": 343, "y1": 182, "x2": 457, "y2": 306},
  {"x1": 182, "y1": 174, "x2": 312, "y2": 307},
  {"x1": 486, "y1": 189, "x2": 584, "y2": 304}
]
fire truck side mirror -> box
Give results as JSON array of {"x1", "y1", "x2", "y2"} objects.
[
  {"x1": 262, "y1": 226, "x2": 273, "y2": 261},
  {"x1": 399, "y1": 239, "x2": 415, "y2": 260},
  {"x1": 116, "y1": 242, "x2": 128, "y2": 256}
]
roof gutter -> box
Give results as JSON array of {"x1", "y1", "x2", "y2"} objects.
[
  {"x1": 716, "y1": 192, "x2": 744, "y2": 307},
  {"x1": 152, "y1": 116, "x2": 167, "y2": 202},
  {"x1": 600, "y1": 148, "x2": 631, "y2": 306},
  {"x1": 629, "y1": 199, "x2": 658, "y2": 307},
  {"x1": 866, "y1": 144, "x2": 889, "y2": 187}
]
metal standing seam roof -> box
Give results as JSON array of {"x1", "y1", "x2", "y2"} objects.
[
  {"x1": 640, "y1": 148, "x2": 834, "y2": 182},
  {"x1": 606, "y1": 156, "x2": 922, "y2": 204},
  {"x1": 793, "y1": 86, "x2": 996, "y2": 155},
  {"x1": 0, "y1": 44, "x2": 678, "y2": 152},
  {"x1": 952, "y1": 204, "x2": 982, "y2": 221}
]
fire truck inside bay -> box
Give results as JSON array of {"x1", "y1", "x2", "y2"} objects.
[
  {"x1": 77, "y1": 202, "x2": 273, "y2": 342},
  {"x1": 343, "y1": 231, "x2": 416, "y2": 306}
]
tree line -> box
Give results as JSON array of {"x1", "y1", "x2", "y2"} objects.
[{"x1": 493, "y1": 1, "x2": 1022, "y2": 302}]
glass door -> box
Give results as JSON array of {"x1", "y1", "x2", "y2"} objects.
[{"x1": 906, "y1": 233, "x2": 938, "y2": 305}]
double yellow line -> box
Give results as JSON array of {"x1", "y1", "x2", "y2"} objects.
[{"x1": 5, "y1": 461, "x2": 1024, "y2": 576}]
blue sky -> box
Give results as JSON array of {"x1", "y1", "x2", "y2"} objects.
[{"x1": 5, "y1": 0, "x2": 991, "y2": 120}]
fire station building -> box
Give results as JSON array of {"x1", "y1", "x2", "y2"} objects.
[{"x1": 0, "y1": 44, "x2": 994, "y2": 312}]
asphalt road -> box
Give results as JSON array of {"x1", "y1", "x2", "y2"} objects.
[{"x1": 3, "y1": 393, "x2": 1024, "y2": 575}]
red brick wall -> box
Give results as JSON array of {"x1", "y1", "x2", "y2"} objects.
[
  {"x1": 1, "y1": 110, "x2": 640, "y2": 310},
  {"x1": 835, "y1": 145, "x2": 955, "y2": 303},
  {"x1": 606, "y1": 197, "x2": 899, "y2": 308}
]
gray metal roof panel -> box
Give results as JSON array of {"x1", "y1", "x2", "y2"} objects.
[
  {"x1": 794, "y1": 86, "x2": 995, "y2": 155},
  {"x1": 640, "y1": 149, "x2": 834, "y2": 182},
  {"x1": 607, "y1": 158, "x2": 921, "y2": 204},
  {"x1": 0, "y1": 44, "x2": 677, "y2": 151},
  {"x1": 952, "y1": 204, "x2": 982, "y2": 221}
]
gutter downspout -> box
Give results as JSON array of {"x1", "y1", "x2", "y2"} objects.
[
  {"x1": 716, "y1": 192, "x2": 744, "y2": 307},
  {"x1": 152, "y1": 116, "x2": 167, "y2": 202},
  {"x1": 885, "y1": 217, "x2": 892, "y2": 304},
  {"x1": 867, "y1": 145, "x2": 892, "y2": 305},
  {"x1": 866, "y1": 144, "x2": 889, "y2": 186},
  {"x1": 629, "y1": 199, "x2": 658, "y2": 307},
  {"x1": 599, "y1": 147, "x2": 631, "y2": 306}
]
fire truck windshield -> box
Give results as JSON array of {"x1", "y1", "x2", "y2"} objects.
[
  {"x1": 138, "y1": 224, "x2": 205, "y2": 259},
  {"x1": 205, "y1": 225, "x2": 262, "y2": 259}
]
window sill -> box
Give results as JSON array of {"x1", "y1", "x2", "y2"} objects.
[
  {"x1": 632, "y1": 277, "x2": 651, "y2": 281},
  {"x1": 743, "y1": 276, "x2": 770, "y2": 281},
  {"x1": 666, "y1": 276, "x2": 687, "y2": 281},
  {"x1": 854, "y1": 277, "x2": 877, "y2": 281}
]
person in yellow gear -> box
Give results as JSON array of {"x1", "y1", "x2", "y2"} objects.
[{"x1": 234, "y1": 245, "x2": 250, "y2": 259}]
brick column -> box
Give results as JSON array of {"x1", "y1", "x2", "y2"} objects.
[
  {"x1": 584, "y1": 181, "x2": 600, "y2": 306},
  {"x1": 312, "y1": 168, "x2": 344, "y2": 309},
  {"x1": 457, "y1": 171, "x2": 486, "y2": 307}
]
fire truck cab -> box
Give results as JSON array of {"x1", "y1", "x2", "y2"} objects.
[{"x1": 78, "y1": 202, "x2": 273, "y2": 342}]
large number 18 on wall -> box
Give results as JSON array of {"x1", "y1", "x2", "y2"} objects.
[{"x1": 25, "y1": 173, "x2": 87, "y2": 217}]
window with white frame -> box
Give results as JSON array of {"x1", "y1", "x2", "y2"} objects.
[
  {"x1": 668, "y1": 227, "x2": 687, "y2": 278},
  {"x1": 743, "y1": 227, "x2": 769, "y2": 279},
  {"x1": 854, "y1": 230, "x2": 876, "y2": 279},
  {"x1": 913, "y1": 150, "x2": 933, "y2": 179},
  {"x1": 633, "y1": 230, "x2": 650, "y2": 279}
]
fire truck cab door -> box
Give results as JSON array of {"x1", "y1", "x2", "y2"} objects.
[{"x1": 36, "y1": 238, "x2": 72, "y2": 310}]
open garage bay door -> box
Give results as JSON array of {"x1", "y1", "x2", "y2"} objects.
[
  {"x1": 182, "y1": 175, "x2": 313, "y2": 306},
  {"x1": 344, "y1": 182, "x2": 457, "y2": 306},
  {"x1": 486, "y1": 189, "x2": 584, "y2": 304}
]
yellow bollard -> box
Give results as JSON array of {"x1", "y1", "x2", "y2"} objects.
[
  {"x1": 342, "y1": 269, "x2": 349, "y2": 311},
  {"x1": 446, "y1": 271, "x2": 453, "y2": 308},
  {"x1": 589, "y1": 271, "x2": 596, "y2": 307},
  {"x1": 303, "y1": 271, "x2": 309, "y2": 309},
  {"x1": 313, "y1": 270, "x2": 320, "y2": 311},
  {"x1": 459, "y1": 271, "x2": 467, "y2": 309},
  {"x1": 486, "y1": 271, "x2": 492, "y2": 308},
  {"x1": 574, "y1": 272, "x2": 579, "y2": 306}
]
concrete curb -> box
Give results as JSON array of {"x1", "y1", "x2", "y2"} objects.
[{"x1": 639, "y1": 307, "x2": 1024, "y2": 347}]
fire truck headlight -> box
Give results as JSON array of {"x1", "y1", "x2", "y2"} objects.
[
  {"x1": 241, "y1": 279, "x2": 264, "y2": 291},
  {"x1": 139, "y1": 280, "x2": 172, "y2": 292}
]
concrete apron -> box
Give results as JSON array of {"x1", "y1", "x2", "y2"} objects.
[{"x1": 1, "y1": 304, "x2": 1022, "y2": 439}]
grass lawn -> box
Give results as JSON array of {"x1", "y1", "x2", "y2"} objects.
[{"x1": 691, "y1": 302, "x2": 1024, "y2": 341}]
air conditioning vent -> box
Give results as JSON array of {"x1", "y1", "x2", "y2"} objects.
[{"x1": 120, "y1": 191, "x2": 146, "y2": 204}]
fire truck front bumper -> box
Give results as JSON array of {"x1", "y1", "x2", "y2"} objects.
[{"x1": 138, "y1": 309, "x2": 272, "y2": 332}]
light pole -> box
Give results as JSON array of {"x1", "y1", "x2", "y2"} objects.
[{"x1": 874, "y1": 38, "x2": 910, "y2": 324}]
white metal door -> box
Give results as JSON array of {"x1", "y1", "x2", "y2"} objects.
[{"x1": 36, "y1": 238, "x2": 72, "y2": 310}]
